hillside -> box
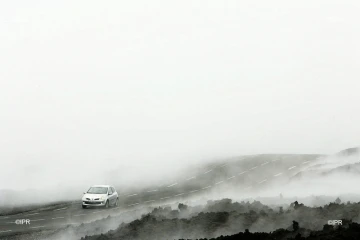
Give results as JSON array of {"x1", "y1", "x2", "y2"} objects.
[{"x1": 77, "y1": 199, "x2": 360, "y2": 240}]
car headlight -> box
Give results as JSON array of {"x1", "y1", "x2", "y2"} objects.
[{"x1": 100, "y1": 196, "x2": 106, "y2": 200}]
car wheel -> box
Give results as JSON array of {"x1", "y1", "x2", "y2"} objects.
[
  {"x1": 82, "y1": 205, "x2": 87, "y2": 209},
  {"x1": 115, "y1": 198, "x2": 119, "y2": 207},
  {"x1": 105, "y1": 200, "x2": 109, "y2": 208}
]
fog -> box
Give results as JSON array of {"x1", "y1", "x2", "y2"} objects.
[
  {"x1": 1, "y1": 0, "x2": 360, "y2": 195},
  {"x1": 205, "y1": 152, "x2": 360, "y2": 205}
]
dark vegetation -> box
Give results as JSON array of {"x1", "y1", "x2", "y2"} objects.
[
  {"x1": 178, "y1": 222, "x2": 360, "y2": 240},
  {"x1": 81, "y1": 198, "x2": 360, "y2": 240}
]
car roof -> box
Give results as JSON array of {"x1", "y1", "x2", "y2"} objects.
[{"x1": 91, "y1": 185, "x2": 111, "y2": 188}]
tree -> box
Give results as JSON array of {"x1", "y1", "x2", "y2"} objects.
[
  {"x1": 178, "y1": 203, "x2": 188, "y2": 212},
  {"x1": 279, "y1": 206, "x2": 284, "y2": 214},
  {"x1": 292, "y1": 220, "x2": 299, "y2": 231}
]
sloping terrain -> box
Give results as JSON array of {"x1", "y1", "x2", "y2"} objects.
[
  {"x1": 0, "y1": 153, "x2": 322, "y2": 212},
  {"x1": 66, "y1": 199, "x2": 360, "y2": 240}
]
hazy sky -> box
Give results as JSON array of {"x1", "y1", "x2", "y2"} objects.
[{"x1": 1, "y1": 1, "x2": 360, "y2": 190}]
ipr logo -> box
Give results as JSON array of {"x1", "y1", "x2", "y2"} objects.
[
  {"x1": 328, "y1": 220, "x2": 342, "y2": 225},
  {"x1": 15, "y1": 219, "x2": 30, "y2": 225}
]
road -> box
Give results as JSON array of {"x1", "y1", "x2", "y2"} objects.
[{"x1": 0, "y1": 156, "x2": 317, "y2": 237}]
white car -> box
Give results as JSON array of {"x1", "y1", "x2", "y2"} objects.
[{"x1": 82, "y1": 185, "x2": 119, "y2": 209}]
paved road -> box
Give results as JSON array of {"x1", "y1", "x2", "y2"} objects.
[{"x1": 0, "y1": 156, "x2": 316, "y2": 237}]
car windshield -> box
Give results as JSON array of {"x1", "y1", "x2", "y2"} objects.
[{"x1": 87, "y1": 187, "x2": 108, "y2": 194}]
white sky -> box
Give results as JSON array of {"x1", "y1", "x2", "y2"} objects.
[{"x1": 1, "y1": 1, "x2": 360, "y2": 190}]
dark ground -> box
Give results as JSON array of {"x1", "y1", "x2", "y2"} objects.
[{"x1": 79, "y1": 198, "x2": 360, "y2": 240}]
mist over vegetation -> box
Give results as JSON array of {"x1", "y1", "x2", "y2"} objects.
[{"x1": 8, "y1": 197, "x2": 360, "y2": 240}]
